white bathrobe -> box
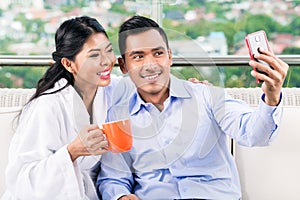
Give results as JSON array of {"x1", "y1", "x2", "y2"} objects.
[{"x1": 2, "y1": 78, "x2": 119, "y2": 200}]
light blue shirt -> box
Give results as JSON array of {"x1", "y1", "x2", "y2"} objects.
[{"x1": 97, "y1": 75, "x2": 282, "y2": 200}]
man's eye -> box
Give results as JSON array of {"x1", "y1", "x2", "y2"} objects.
[
  {"x1": 133, "y1": 55, "x2": 143, "y2": 60},
  {"x1": 155, "y1": 51, "x2": 164, "y2": 56}
]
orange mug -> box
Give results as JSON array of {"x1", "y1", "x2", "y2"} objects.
[{"x1": 102, "y1": 118, "x2": 132, "y2": 153}]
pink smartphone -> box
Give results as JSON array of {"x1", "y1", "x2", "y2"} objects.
[{"x1": 245, "y1": 30, "x2": 271, "y2": 83}]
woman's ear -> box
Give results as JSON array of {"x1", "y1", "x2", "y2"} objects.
[
  {"x1": 118, "y1": 57, "x2": 128, "y2": 74},
  {"x1": 61, "y1": 57, "x2": 74, "y2": 73}
]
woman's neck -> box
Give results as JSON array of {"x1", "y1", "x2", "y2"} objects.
[{"x1": 74, "y1": 83, "x2": 98, "y2": 123}]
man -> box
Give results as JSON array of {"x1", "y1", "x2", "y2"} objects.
[{"x1": 97, "y1": 15, "x2": 288, "y2": 200}]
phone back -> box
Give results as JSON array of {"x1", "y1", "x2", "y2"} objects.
[{"x1": 245, "y1": 30, "x2": 270, "y2": 59}]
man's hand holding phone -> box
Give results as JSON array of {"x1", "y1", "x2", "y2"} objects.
[{"x1": 245, "y1": 30, "x2": 289, "y2": 106}]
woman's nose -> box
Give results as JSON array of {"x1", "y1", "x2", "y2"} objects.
[{"x1": 100, "y1": 52, "x2": 112, "y2": 67}]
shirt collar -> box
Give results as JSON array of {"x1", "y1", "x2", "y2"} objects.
[
  {"x1": 169, "y1": 75, "x2": 191, "y2": 98},
  {"x1": 129, "y1": 75, "x2": 192, "y2": 115}
]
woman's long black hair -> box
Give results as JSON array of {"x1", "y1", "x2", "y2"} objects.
[{"x1": 28, "y1": 16, "x2": 108, "y2": 103}]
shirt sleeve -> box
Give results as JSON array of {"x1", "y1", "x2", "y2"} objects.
[
  {"x1": 209, "y1": 86, "x2": 283, "y2": 147},
  {"x1": 97, "y1": 151, "x2": 134, "y2": 200},
  {"x1": 5, "y1": 98, "x2": 83, "y2": 199}
]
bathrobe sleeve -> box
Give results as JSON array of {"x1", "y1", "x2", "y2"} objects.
[{"x1": 4, "y1": 96, "x2": 85, "y2": 199}]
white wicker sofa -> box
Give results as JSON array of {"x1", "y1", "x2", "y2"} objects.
[
  {"x1": 0, "y1": 88, "x2": 35, "y2": 197},
  {"x1": 1, "y1": 87, "x2": 300, "y2": 199}
]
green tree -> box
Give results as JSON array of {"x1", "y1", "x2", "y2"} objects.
[
  {"x1": 289, "y1": 17, "x2": 300, "y2": 36},
  {"x1": 188, "y1": 0, "x2": 205, "y2": 7},
  {"x1": 0, "y1": 67, "x2": 46, "y2": 88},
  {"x1": 238, "y1": 14, "x2": 282, "y2": 36},
  {"x1": 282, "y1": 47, "x2": 300, "y2": 87},
  {"x1": 0, "y1": 69, "x2": 13, "y2": 88}
]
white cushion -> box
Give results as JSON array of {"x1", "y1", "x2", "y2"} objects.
[{"x1": 0, "y1": 108, "x2": 20, "y2": 196}]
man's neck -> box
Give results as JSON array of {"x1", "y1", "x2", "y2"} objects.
[{"x1": 138, "y1": 87, "x2": 169, "y2": 112}]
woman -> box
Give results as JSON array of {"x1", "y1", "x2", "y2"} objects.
[{"x1": 2, "y1": 16, "x2": 117, "y2": 199}]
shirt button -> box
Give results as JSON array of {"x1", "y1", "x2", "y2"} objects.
[{"x1": 164, "y1": 139, "x2": 171, "y2": 145}]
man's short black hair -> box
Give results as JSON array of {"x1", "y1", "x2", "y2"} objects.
[{"x1": 118, "y1": 15, "x2": 169, "y2": 58}]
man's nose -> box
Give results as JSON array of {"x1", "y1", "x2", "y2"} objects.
[{"x1": 144, "y1": 54, "x2": 157, "y2": 65}]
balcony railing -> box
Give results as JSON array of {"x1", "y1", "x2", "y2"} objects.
[
  {"x1": 1, "y1": 55, "x2": 300, "y2": 200},
  {"x1": 1, "y1": 55, "x2": 300, "y2": 67}
]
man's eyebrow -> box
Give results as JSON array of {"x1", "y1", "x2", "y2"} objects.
[
  {"x1": 151, "y1": 46, "x2": 165, "y2": 52},
  {"x1": 128, "y1": 50, "x2": 144, "y2": 57},
  {"x1": 128, "y1": 46, "x2": 166, "y2": 57},
  {"x1": 87, "y1": 43, "x2": 112, "y2": 53}
]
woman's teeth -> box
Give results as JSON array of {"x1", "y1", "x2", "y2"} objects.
[{"x1": 98, "y1": 71, "x2": 110, "y2": 76}]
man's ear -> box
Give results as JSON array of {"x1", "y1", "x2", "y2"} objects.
[
  {"x1": 61, "y1": 57, "x2": 74, "y2": 73},
  {"x1": 118, "y1": 57, "x2": 128, "y2": 74},
  {"x1": 168, "y1": 49, "x2": 173, "y2": 66}
]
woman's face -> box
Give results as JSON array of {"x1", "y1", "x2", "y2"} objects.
[{"x1": 71, "y1": 32, "x2": 116, "y2": 88}]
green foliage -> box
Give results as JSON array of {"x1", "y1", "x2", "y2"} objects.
[
  {"x1": 3, "y1": 2, "x2": 300, "y2": 88},
  {"x1": 209, "y1": 21, "x2": 236, "y2": 54},
  {"x1": 14, "y1": 13, "x2": 26, "y2": 27},
  {"x1": 14, "y1": 14, "x2": 46, "y2": 34},
  {"x1": 282, "y1": 47, "x2": 300, "y2": 55},
  {"x1": 163, "y1": 3, "x2": 189, "y2": 13},
  {"x1": 110, "y1": 3, "x2": 128, "y2": 14},
  {"x1": 107, "y1": 27, "x2": 120, "y2": 55},
  {"x1": 0, "y1": 69, "x2": 13, "y2": 88},
  {"x1": 172, "y1": 67, "x2": 205, "y2": 81},
  {"x1": 222, "y1": 66, "x2": 257, "y2": 88},
  {"x1": 60, "y1": 5, "x2": 75, "y2": 13},
  {"x1": 163, "y1": 10, "x2": 294, "y2": 54},
  {"x1": 281, "y1": 47, "x2": 300, "y2": 87},
  {"x1": 188, "y1": 0, "x2": 205, "y2": 7},
  {"x1": 289, "y1": 17, "x2": 300, "y2": 36},
  {"x1": 0, "y1": 38, "x2": 17, "y2": 54},
  {"x1": 0, "y1": 67, "x2": 46, "y2": 88},
  {"x1": 59, "y1": 0, "x2": 88, "y2": 11},
  {"x1": 238, "y1": 14, "x2": 283, "y2": 35}
]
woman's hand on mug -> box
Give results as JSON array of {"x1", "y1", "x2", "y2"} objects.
[
  {"x1": 67, "y1": 124, "x2": 108, "y2": 161},
  {"x1": 81, "y1": 124, "x2": 108, "y2": 155},
  {"x1": 118, "y1": 194, "x2": 140, "y2": 200}
]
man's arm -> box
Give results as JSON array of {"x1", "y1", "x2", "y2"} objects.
[
  {"x1": 208, "y1": 85, "x2": 282, "y2": 147},
  {"x1": 97, "y1": 151, "x2": 134, "y2": 200}
]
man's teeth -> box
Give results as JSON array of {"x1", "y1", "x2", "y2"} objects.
[{"x1": 145, "y1": 74, "x2": 158, "y2": 80}]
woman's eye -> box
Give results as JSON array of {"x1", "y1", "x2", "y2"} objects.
[
  {"x1": 107, "y1": 48, "x2": 113, "y2": 53},
  {"x1": 90, "y1": 54, "x2": 99, "y2": 58}
]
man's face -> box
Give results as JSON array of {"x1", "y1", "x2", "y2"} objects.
[{"x1": 123, "y1": 29, "x2": 172, "y2": 96}]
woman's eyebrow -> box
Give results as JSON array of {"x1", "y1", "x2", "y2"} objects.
[{"x1": 87, "y1": 43, "x2": 112, "y2": 53}]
